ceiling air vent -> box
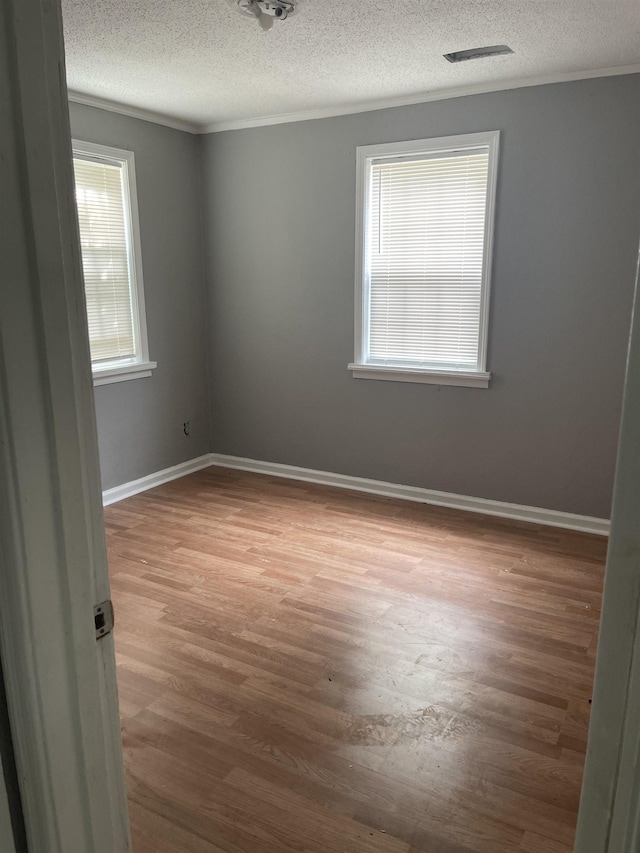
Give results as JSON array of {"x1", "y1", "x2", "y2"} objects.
[{"x1": 444, "y1": 45, "x2": 514, "y2": 63}]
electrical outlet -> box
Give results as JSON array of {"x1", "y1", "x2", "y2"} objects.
[{"x1": 183, "y1": 421, "x2": 190, "y2": 436}]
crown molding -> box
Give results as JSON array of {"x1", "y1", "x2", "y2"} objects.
[
  {"x1": 202, "y1": 64, "x2": 640, "y2": 133},
  {"x1": 67, "y1": 90, "x2": 201, "y2": 134},
  {"x1": 69, "y1": 64, "x2": 640, "y2": 136}
]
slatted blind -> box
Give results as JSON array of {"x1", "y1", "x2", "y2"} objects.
[
  {"x1": 73, "y1": 156, "x2": 136, "y2": 365},
  {"x1": 366, "y1": 148, "x2": 490, "y2": 370}
]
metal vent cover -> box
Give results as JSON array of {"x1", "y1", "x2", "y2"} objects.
[{"x1": 444, "y1": 45, "x2": 514, "y2": 63}]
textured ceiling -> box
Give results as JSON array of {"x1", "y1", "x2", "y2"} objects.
[{"x1": 61, "y1": 0, "x2": 640, "y2": 130}]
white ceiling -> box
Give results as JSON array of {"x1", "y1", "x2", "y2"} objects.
[{"x1": 61, "y1": 0, "x2": 640, "y2": 132}]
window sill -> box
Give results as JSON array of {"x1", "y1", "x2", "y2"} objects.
[
  {"x1": 92, "y1": 361, "x2": 157, "y2": 387},
  {"x1": 348, "y1": 363, "x2": 491, "y2": 388}
]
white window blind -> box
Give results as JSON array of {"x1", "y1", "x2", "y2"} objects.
[
  {"x1": 368, "y1": 151, "x2": 489, "y2": 369},
  {"x1": 352, "y1": 132, "x2": 499, "y2": 387},
  {"x1": 73, "y1": 154, "x2": 137, "y2": 365}
]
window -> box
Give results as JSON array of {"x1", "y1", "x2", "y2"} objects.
[
  {"x1": 72, "y1": 140, "x2": 155, "y2": 385},
  {"x1": 350, "y1": 131, "x2": 499, "y2": 388}
]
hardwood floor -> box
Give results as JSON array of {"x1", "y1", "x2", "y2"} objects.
[{"x1": 105, "y1": 467, "x2": 607, "y2": 853}]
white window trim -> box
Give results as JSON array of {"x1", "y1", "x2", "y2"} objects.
[
  {"x1": 71, "y1": 139, "x2": 156, "y2": 386},
  {"x1": 350, "y1": 130, "x2": 500, "y2": 388},
  {"x1": 91, "y1": 360, "x2": 157, "y2": 386}
]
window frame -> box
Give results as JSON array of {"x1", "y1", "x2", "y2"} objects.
[
  {"x1": 350, "y1": 130, "x2": 500, "y2": 389},
  {"x1": 71, "y1": 139, "x2": 156, "y2": 386}
]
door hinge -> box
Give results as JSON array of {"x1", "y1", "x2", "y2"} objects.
[{"x1": 94, "y1": 600, "x2": 114, "y2": 640}]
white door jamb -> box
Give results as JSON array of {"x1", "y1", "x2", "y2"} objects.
[{"x1": 0, "y1": 0, "x2": 131, "y2": 850}]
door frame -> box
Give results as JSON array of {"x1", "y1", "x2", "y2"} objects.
[
  {"x1": 0, "y1": 0, "x2": 130, "y2": 850},
  {"x1": 575, "y1": 248, "x2": 640, "y2": 852},
  {"x1": 0, "y1": 756, "x2": 17, "y2": 853}
]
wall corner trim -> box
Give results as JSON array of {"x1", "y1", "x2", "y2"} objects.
[{"x1": 102, "y1": 452, "x2": 610, "y2": 536}]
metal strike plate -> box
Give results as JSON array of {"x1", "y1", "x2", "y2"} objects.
[{"x1": 94, "y1": 600, "x2": 114, "y2": 640}]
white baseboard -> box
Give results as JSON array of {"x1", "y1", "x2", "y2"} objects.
[
  {"x1": 208, "y1": 453, "x2": 610, "y2": 536},
  {"x1": 102, "y1": 455, "x2": 214, "y2": 506},
  {"x1": 102, "y1": 451, "x2": 610, "y2": 536}
]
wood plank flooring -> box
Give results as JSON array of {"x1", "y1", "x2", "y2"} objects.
[{"x1": 105, "y1": 467, "x2": 607, "y2": 853}]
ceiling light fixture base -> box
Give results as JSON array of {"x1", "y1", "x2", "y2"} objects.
[{"x1": 235, "y1": 0, "x2": 302, "y2": 31}]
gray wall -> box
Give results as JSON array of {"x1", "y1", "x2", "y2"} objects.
[
  {"x1": 201, "y1": 75, "x2": 640, "y2": 518},
  {"x1": 69, "y1": 103, "x2": 210, "y2": 491}
]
